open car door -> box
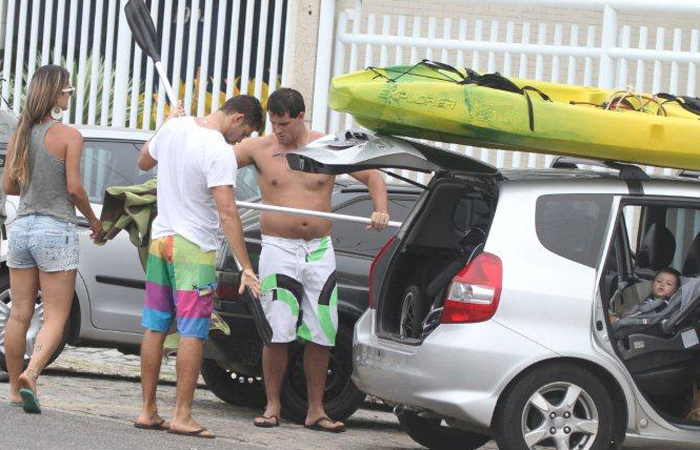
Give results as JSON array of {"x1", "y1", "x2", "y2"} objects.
[{"x1": 286, "y1": 130, "x2": 501, "y2": 177}]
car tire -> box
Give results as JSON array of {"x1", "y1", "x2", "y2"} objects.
[
  {"x1": 281, "y1": 322, "x2": 365, "y2": 424},
  {"x1": 493, "y1": 363, "x2": 617, "y2": 450},
  {"x1": 201, "y1": 358, "x2": 266, "y2": 409},
  {"x1": 397, "y1": 410, "x2": 491, "y2": 450},
  {"x1": 0, "y1": 275, "x2": 70, "y2": 372}
]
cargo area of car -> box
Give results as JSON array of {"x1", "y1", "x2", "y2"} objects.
[{"x1": 375, "y1": 176, "x2": 498, "y2": 342}]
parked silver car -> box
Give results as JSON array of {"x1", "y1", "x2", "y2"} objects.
[
  {"x1": 0, "y1": 124, "x2": 259, "y2": 369},
  {"x1": 288, "y1": 131, "x2": 700, "y2": 450}
]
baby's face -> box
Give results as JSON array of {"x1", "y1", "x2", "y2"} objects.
[{"x1": 652, "y1": 272, "x2": 678, "y2": 299}]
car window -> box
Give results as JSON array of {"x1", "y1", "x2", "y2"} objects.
[
  {"x1": 664, "y1": 206, "x2": 700, "y2": 270},
  {"x1": 630, "y1": 203, "x2": 700, "y2": 274},
  {"x1": 81, "y1": 140, "x2": 155, "y2": 204},
  {"x1": 536, "y1": 194, "x2": 612, "y2": 268},
  {"x1": 332, "y1": 196, "x2": 416, "y2": 257},
  {"x1": 81, "y1": 139, "x2": 260, "y2": 204}
]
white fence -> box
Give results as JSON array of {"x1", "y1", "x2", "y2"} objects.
[
  {"x1": 312, "y1": 0, "x2": 700, "y2": 179},
  {"x1": 0, "y1": 0, "x2": 293, "y2": 131}
]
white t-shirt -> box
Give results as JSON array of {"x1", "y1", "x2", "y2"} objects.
[{"x1": 149, "y1": 117, "x2": 237, "y2": 251}]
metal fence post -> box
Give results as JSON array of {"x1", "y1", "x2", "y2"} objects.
[
  {"x1": 598, "y1": 4, "x2": 618, "y2": 89},
  {"x1": 112, "y1": 0, "x2": 133, "y2": 127},
  {"x1": 311, "y1": 0, "x2": 337, "y2": 133}
]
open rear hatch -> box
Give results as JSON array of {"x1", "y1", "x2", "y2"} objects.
[
  {"x1": 286, "y1": 130, "x2": 500, "y2": 177},
  {"x1": 288, "y1": 130, "x2": 502, "y2": 343}
]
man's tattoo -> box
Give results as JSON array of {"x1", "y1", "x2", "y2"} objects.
[{"x1": 34, "y1": 343, "x2": 43, "y2": 353}]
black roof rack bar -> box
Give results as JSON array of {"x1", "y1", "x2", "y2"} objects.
[
  {"x1": 677, "y1": 169, "x2": 700, "y2": 179},
  {"x1": 550, "y1": 156, "x2": 650, "y2": 180}
]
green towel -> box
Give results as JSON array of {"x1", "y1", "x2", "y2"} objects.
[{"x1": 94, "y1": 178, "x2": 158, "y2": 270}]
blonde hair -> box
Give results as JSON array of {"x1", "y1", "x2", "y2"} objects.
[{"x1": 7, "y1": 65, "x2": 70, "y2": 187}]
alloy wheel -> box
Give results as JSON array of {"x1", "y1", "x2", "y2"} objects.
[
  {"x1": 0, "y1": 290, "x2": 44, "y2": 360},
  {"x1": 521, "y1": 381, "x2": 599, "y2": 450}
]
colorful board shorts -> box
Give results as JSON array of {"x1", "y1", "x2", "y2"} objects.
[
  {"x1": 260, "y1": 235, "x2": 338, "y2": 347},
  {"x1": 141, "y1": 235, "x2": 216, "y2": 340}
]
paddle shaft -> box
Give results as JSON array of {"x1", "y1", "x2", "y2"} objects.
[
  {"x1": 154, "y1": 62, "x2": 179, "y2": 107},
  {"x1": 236, "y1": 201, "x2": 402, "y2": 229}
]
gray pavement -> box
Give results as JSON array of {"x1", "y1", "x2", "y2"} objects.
[
  {"x1": 0, "y1": 405, "x2": 267, "y2": 450},
  {"x1": 0, "y1": 346, "x2": 498, "y2": 450}
]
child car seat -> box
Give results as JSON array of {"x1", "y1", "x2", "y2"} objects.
[{"x1": 611, "y1": 277, "x2": 700, "y2": 398}]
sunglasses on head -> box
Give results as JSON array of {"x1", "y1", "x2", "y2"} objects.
[{"x1": 62, "y1": 86, "x2": 75, "y2": 96}]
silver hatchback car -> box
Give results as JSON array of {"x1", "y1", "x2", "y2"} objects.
[{"x1": 288, "y1": 131, "x2": 700, "y2": 450}]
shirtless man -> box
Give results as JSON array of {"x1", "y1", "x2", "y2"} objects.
[{"x1": 236, "y1": 88, "x2": 389, "y2": 432}]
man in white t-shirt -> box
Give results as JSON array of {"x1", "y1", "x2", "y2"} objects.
[{"x1": 134, "y1": 95, "x2": 264, "y2": 439}]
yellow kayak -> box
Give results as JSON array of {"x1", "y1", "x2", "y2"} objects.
[{"x1": 328, "y1": 61, "x2": 700, "y2": 171}]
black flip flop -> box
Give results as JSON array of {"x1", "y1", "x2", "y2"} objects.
[
  {"x1": 254, "y1": 414, "x2": 280, "y2": 428},
  {"x1": 304, "y1": 416, "x2": 346, "y2": 433},
  {"x1": 134, "y1": 419, "x2": 169, "y2": 431},
  {"x1": 167, "y1": 427, "x2": 215, "y2": 439}
]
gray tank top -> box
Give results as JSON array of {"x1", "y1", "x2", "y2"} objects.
[{"x1": 17, "y1": 120, "x2": 78, "y2": 224}]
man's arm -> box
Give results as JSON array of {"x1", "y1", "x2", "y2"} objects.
[
  {"x1": 234, "y1": 138, "x2": 255, "y2": 168},
  {"x1": 138, "y1": 101, "x2": 185, "y2": 171},
  {"x1": 349, "y1": 169, "x2": 390, "y2": 230},
  {"x1": 211, "y1": 184, "x2": 260, "y2": 297},
  {"x1": 138, "y1": 141, "x2": 157, "y2": 171}
]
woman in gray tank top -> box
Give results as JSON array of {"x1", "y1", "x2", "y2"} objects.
[{"x1": 2, "y1": 65, "x2": 101, "y2": 414}]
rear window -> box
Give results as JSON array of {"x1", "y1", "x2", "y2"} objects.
[
  {"x1": 332, "y1": 195, "x2": 416, "y2": 257},
  {"x1": 536, "y1": 194, "x2": 612, "y2": 268}
]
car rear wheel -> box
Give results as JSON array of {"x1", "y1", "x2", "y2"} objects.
[
  {"x1": 281, "y1": 323, "x2": 365, "y2": 423},
  {"x1": 201, "y1": 358, "x2": 266, "y2": 409},
  {"x1": 0, "y1": 276, "x2": 70, "y2": 372},
  {"x1": 493, "y1": 363, "x2": 617, "y2": 450},
  {"x1": 397, "y1": 409, "x2": 491, "y2": 450}
]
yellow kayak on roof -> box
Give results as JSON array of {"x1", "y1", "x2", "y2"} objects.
[{"x1": 328, "y1": 61, "x2": 700, "y2": 171}]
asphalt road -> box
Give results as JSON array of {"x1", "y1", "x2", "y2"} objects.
[
  {"x1": 0, "y1": 404, "x2": 267, "y2": 450},
  {"x1": 0, "y1": 347, "x2": 498, "y2": 450}
]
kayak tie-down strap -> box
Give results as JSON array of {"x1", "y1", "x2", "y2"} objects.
[
  {"x1": 657, "y1": 93, "x2": 700, "y2": 118},
  {"x1": 369, "y1": 59, "x2": 552, "y2": 132}
]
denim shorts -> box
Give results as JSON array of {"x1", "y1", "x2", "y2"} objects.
[{"x1": 7, "y1": 214, "x2": 79, "y2": 272}]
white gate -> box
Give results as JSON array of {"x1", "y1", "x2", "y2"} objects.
[
  {"x1": 0, "y1": 0, "x2": 293, "y2": 131},
  {"x1": 312, "y1": 0, "x2": 700, "y2": 178}
]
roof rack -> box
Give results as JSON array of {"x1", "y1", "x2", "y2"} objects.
[
  {"x1": 676, "y1": 169, "x2": 700, "y2": 179},
  {"x1": 549, "y1": 156, "x2": 650, "y2": 181}
]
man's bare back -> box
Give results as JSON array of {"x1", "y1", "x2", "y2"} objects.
[{"x1": 236, "y1": 130, "x2": 335, "y2": 240}]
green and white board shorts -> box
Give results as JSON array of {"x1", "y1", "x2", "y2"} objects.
[{"x1": 259, "y1": 234, "x2": 338, "y2": 347}]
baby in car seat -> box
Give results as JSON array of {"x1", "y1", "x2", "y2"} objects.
[{"x1": 623, "y1": 267, "x2": 681, "y2": 318}]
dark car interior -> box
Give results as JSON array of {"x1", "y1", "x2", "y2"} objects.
[
  {"x1": 376, "y1": 176, "x2": 497, "y2": 342},
  {"x1": 602, "y1": 202, "x2": 700, "y2": 422}
]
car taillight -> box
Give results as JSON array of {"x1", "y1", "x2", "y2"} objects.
[
  {"x1": 369, "y1": 236, "x2": 395, "y2": 308},
  {"x1": 215, "y1": 272, "x2": 239, "y2": 300},
  {"x1": 441, "y1": 252, "x2": 502, "y2": 324}
]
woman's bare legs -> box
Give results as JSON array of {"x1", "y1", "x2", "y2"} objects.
[
  {"x1": 16, "y1": 270, "x2": 76, "y2": 395},
  {"x1": 5, "y1": 268, "x2": 40, "y2": 403}
]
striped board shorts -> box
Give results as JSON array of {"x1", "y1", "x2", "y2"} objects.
[{"x1": 141, "y1": 235, "x2": 216, "y2": 340}]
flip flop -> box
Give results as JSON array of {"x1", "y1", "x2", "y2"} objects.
[
  {"x1": 304, "y1": 416, "x2": 346, "y2": 433},
  {"x1": 7, "y1": 400, "x2": 23, "y2": 407},
  {"x1": 167, "y1": 427, "x2": 215, "y2": 439},
  {"x1": 19, "y1": 388, "x2": 41, "y2": 414},
  {"x1": 253, "y1": 414, "x2": 280, "y2": 428},
  {"x1": 134, "y1": 419, "x2": 170, "y2": 431}
]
